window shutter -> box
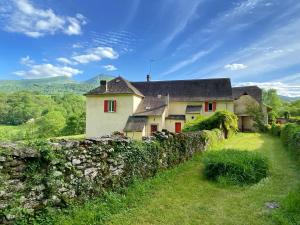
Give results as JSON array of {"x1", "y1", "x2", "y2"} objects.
[
  {"x1": 205, "y1": 102, "x2": 208, "y2": 112},
  {"x1": 114, "y1": 100, "x2": 117, "y2": 112},
  {"x1": 104, "y1": 100, "x2": 108, "y2": 112},
  {"x1": 213, "y1": 101, "x2": 217, "y2": 112}
]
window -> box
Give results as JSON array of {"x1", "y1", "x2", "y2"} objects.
[
  {"x1": 208, "y1": 102, "x2": 213, "y2": 112},
  {"x1": 205, "y1": 101, "x2": 216, "y2": 112},
  {"x1": 151, "y1": 124, "x2": 158, "y2": 134},
  {"x1": 104, "y1": 100, "x2": 116, "y2": 112}
]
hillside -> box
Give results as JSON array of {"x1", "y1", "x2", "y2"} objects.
[
  {"x1": 279, "y1": 95, "x2": 300, "y2": 102},
  {"x1": 0, "y1": 75, "x2": 115, "y2": 94}
]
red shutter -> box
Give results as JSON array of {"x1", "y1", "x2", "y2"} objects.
[
  {"x1": 205, "y1": 102, "x2": 208, "y2": 112},
  {"x1": 114, "y1": 100, "x2": 117, "y2": 112},
  {"x1": 213, "y1": 101, "x2": 217, "y2": 112},
  {"x1": 104, "y1": 100, "x2": 108, "y2": 112}
]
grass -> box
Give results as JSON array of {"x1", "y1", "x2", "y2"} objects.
[
  {"x1": 28, "y1": 133, "x2": 300, "y2": 225},
  {"x1": 0, "y1": 124, "x2": 85, "y2": 141},
  {"x1": 0, "y1": 125, "x2": 23, "y2": 140},
  {"x1": 203, "y1": 149, "x2": 269, "y2": 185}
]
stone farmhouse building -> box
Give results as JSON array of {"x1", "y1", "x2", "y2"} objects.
[{"x1": 85, "y1": 76, "x2": 269, "y2": 139}]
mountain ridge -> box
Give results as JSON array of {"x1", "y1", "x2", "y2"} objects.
[{"x1": 0, "y1": 75, "x2": 115, "y2": 94}]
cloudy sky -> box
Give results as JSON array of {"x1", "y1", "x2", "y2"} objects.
[{"x1": 0, "y1": 0, "x2": 300, "y2": 96}]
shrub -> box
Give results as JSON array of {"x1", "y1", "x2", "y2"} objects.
[
  {"x1": 183, "y1": 111, "x2": 238, "y2": 138},
  {"x1": 247, "y1": 104, "x2": 268, "y2": 132},
  {"x1": 270, "y1": 123, "x2": 282, "y2": 136},
  {"x1": 273, "y1": 186, "x2": 300, "y2": 225},
  {"x1": 202, "y1": 149, "x2": 269, "y2": 185},
  {"x1": 281, "y1": 123, "x2": 300, "y2": 154},
  {"x1": 181, "y1": 115, "x2": 206, "y2": 132}
]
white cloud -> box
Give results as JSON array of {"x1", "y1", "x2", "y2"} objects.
[
  {"x1": 235, "y1": 81, "x2": 300, "y2": 97},
  {"x1": 72, "y1": 47, "x2": 119, "y2": 64},
  {"x1": 224, "y1": 63, "x2": 248, "y2": 71},
  {"x1": 56, "y1": 57, "x2": 76, "y2": 65},
  {"x1": 103, "y1": 65, "x2": 117, "y2": 71},
  {"x1": 161, "y1": 50, "x2": 211, "y2": 76},
  {"x1": 15, "y1": 63, "x2": 82, "y2": 79},
  {"x1": 0, "y1": 0, "x2": 86, "y2": 37},
  {"x1": 160, "y1": 0, "x2": 203, "y2": 47},
  {"x1": 72, "y1": 43, "x2": 83, "y2": 49},
  {"x1": 20, "y1": 56, "x2": 34, "y2": 66}
]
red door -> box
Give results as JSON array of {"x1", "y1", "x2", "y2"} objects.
[
  {"x1": 175, "y1": 122, "x2": 181, "y2": 133},
  {"x1": 151, "y1": 125, "x2": 158, "y2": 134}
]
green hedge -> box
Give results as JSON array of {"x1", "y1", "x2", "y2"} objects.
[
  {"x1": 281, "y1": 123, "x2": 300, "y2": 154},
  {"x1": 202, "y1": 149, "x2": 269, "y2": 185},
  {"x1": 270, "y1": 123, "x2": 282, "y2": 137},
  {"x1": 183, "y1": 111, "x2": 238, "y2": 138}
]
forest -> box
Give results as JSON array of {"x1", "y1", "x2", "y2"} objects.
[{"x1": 0, "y1": 92, "x2": 85, "y2": 140}]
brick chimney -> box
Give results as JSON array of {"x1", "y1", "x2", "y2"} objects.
[
  {"x1": 146, "y1": 74, "x2": 151, "y2": 82},
  {"x1": 100, "y1": 80, "x2": 108, "y2": 92}
]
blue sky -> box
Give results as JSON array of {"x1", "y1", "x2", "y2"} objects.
[{"x1": 0, "y1": 0, "x2": 300, "y2": 96}]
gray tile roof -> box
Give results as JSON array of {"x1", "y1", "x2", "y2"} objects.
[
  {"x1": 134, "y1": 96, "x2": 167, "y2": 116},
  {"x1": 232, "y1": 86, "x2": 262, "y2": 103},
  {"x1": 166, "y1": 115, "x2": 186, "y2": 120},
  {"x1": 85, "y1": 76, "x2": 144, "y2": 97},
  {"x1": 186, "y1": 105, "x2": 202, "y2": 114},
  {"x1": 131, "y1": 78, "x2": 233, "y2": 101},
  {"x1": 124, "y1": 116, "x2": 147, "y2": 132}
]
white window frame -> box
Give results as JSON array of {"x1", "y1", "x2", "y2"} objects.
[{"x1": 108, "y1": 100, "x2": 115, "y2": 112}]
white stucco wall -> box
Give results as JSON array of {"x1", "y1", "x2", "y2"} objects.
[
  {"x1": 125, "y1": 126, "x2": 146, "y2": 139},
  {"x1": 86, "y1": 94, "x2": 142, "y2": 138},
  {"x1": 165, "y1": 119, "x2": 185, "y2": 133},
  {"x1": 234, "y1": 95, "x2": 259, "y2": 116},
  {"x1": 168, "y1": 101, "x2": 234, "y2": 117}
]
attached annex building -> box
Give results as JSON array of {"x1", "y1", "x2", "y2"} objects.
[{"x1": 85, "y1": 76, "x2": 268, "y2": 139}]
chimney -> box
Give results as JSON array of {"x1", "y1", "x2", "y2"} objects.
[
  {"x1": 100, "y1": 80, "x2": 108, "y2": 92},
  {"x1": 146, "y1": 74, "x2": 151, "y2": 82}
]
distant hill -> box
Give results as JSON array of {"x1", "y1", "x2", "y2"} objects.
[
  {"x1": 84, "y1": 74, "x2": 115, "y2": 85},
  {"x1": 0, "y1": 75, "x2": 115, "y2": 95},
  {"x1": 279, "y1": 95, "x2": 300, "y2": 102}
]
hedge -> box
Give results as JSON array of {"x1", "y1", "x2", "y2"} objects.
[
  {"x1": 183, "y1": 111, "x2": 238, "y2": 138},
  {"x1": 280, "y1": 123, "x2": 300, "y2": 154},
  {"x1": 270, "y1": 123, "x2": 282, "y2": 137},
  {"x1": 202, "y1": 149, "x2": 269, "y2": 185}
]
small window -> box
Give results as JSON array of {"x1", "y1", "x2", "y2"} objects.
[
  {"x1": 104, "y1": 100, "x2": 116, "y2": 112},
  {"x1": 108, "y1": 100, "x2": 116, "y2": 112},
  {"x1": 191, "y1": 116, "x2": 195, "y2": 119},
  {"x1": 208, "y1": 103, "x2": 213, "y2": 111}
]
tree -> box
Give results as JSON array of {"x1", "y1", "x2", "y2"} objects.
[
  {"x1": 63, "y1": 112, "x2": 86, "y2": 135},
  {"x1": 262, "y1": 89, "x2": 282, "y2": 113},
  {"x1": 36, "y1": 111, "x2": 66, "y2": 138},
  {"x1": 247, "y1": 103, "x2": 267, "y2": 132},
  {"x1": 268, "y1": 111, "x2": 278, "y2": 124}
]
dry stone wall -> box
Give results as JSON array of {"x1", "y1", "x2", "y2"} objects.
[{"x1": 0, "y1": 129, "x2": 224, "y2": 223}]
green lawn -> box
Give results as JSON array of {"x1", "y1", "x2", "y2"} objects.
[{"x1": 43, "y1": 133, "x2": 300, "y2": 225}]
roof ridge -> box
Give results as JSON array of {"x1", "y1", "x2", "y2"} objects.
[{"x1": 131, "y1": 77, "x2": 230, "y2": 84}]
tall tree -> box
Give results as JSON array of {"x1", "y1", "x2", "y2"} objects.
[{"x1": 262, "y1": 89, "x2": 282, "y2": 113}]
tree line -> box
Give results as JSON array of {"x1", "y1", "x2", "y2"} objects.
[{"x1": 0, "y1": 91, "x2": 85, "y2": 140}]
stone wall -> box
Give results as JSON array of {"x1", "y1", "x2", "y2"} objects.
[{"x1": 0, "y1": 129, "x2": 224, "y2": 223}]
